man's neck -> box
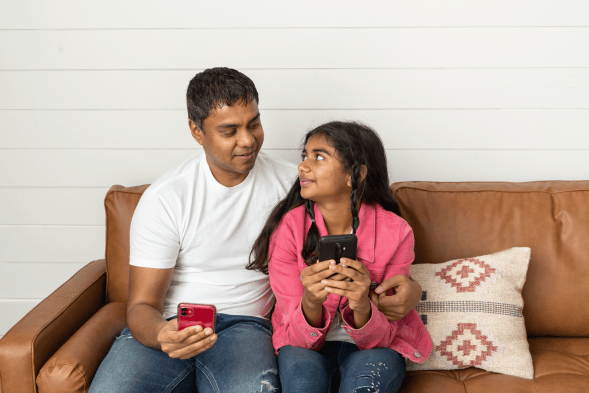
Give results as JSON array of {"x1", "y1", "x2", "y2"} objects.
[{"x1": 206, "y1": 159, "x2": 249, "y2": 188}]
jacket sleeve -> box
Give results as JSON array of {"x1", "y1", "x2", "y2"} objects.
[
  {"x1": 268, "y1": 216, "x2": 334, "y2": 353},
  {"x1": 340, "y1": 221, "x2": 415, "y2": 350}
]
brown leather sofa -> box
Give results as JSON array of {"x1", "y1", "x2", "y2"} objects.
[{"x1": 1, "y1": 181, "x2": 588, "y2": 393}]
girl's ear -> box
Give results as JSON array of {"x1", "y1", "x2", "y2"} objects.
[
  {"x1": 360, "y1": 165, "x2": 368, "y2": 182},
  {"x1": 346, "y1": 165, "x2": 368, "y2": 188}
]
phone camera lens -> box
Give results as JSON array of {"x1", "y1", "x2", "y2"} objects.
[{"x1": 181, "y1": 312, "x2": 187, "y2": 316}]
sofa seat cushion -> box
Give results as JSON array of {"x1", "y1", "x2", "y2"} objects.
[{"x1": 399, "y1": 337, "x2": 589, "y2": 393}]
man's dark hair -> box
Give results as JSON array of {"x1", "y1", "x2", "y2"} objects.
[{"x1": 186, "y1": 67, "x2": 259, "y2": 131}]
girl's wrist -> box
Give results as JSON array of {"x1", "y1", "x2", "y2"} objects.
[{"x1": 352, "y1": 305, "x2": 371, "y2": 329}]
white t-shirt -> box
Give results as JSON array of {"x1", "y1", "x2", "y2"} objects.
[{"x1": 130, "y1": 151, "x2": 297, "y2": 319}]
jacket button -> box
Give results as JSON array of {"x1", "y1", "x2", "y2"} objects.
[
  {"x1": 310, "y1": 332, "x2": 318, "y2": 337},
  {"x1": 414, "y1": 352, "x2": 421, "y2": 358}
]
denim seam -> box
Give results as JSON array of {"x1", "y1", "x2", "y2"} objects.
[
  {"x1": 335, "y1": 341, "x2": 350, "y2": 392},
  {"x1": 163, "y1": 363, "x2": 196, "y2": 393},
  {"x1": 216, "y1": 321, "x2": 272, "y2": 339},
  {"x1": 194, "y1": 358, "x2": 221, "y2": 393}
]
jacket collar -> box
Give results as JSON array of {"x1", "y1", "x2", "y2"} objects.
[{"x1": 312, "y1": 202, "x2": 376, "y2": 263}]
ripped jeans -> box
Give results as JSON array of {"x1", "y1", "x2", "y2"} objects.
[
  {"x1": 89, "y1": 314, "x2": 279, "y2": 393},
  {"x1": 277, "y1": 342, "x2": 405, "y2": 393}
]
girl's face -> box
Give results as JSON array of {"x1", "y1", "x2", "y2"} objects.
[{"x1": 298, "y1": 134, "x2": 352, "y2": 203}]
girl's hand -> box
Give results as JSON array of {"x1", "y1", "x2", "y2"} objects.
[
  {"x1": 322, "y1": 258, "x2": 372, "y2": 328},
  {"x1": 299, "y1": 260, "x2": 352, "y2": 327},
  {"x1": 300, "y1": 260, "x2": 337, "y2": 307}
]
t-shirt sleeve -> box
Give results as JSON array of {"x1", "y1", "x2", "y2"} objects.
[{"x1": 129, "y1": 189, "x2": 180, "y2": 269}]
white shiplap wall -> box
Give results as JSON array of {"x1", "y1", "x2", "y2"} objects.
[{"x1": 1, "y1": 0, "x2": 589, "y2": 339}]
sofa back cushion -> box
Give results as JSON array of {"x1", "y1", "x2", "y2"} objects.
[
  {"x1": 391, "y1": 181, "x2": 589, "y2": 337},
  {"x1": 104, "y1": 184, "x2": 150, "y2": 303}
]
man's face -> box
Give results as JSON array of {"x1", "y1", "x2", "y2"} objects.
[{"x1": 190, "y1": 100, "x2": 264, "y2": 187}]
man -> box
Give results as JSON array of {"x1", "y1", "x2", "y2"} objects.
[{"x1": 89, "y1": 68, "x2": 422, "y2": 393}]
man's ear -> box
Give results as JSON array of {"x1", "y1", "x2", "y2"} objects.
[
  {"x1": 189, "y1": 119, "x2": 205, "y2": 146},
  {"x1": 347, "y1": 165, "x2": 368, "y2": 188}
]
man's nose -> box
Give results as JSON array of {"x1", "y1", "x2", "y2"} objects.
[{"x1": 236, "y1": 128, "x2": 255, "y2": 147}]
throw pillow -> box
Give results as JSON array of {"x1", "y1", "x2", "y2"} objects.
[{"x1": 406, "y1": 247, "x2": 534, "y2": 379}]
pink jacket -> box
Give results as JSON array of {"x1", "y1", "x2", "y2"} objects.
[{"x1": 268, "y1": 202, "x2": 432, "y2": 363}]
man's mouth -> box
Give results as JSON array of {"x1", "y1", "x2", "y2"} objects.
[{"x1": 236, "y1": 151, "x2": 255, "y2": 160}]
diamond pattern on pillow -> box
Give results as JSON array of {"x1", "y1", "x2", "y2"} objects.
[{"x1": 406, "y1": 247, "x2": 534, "y2": 379}]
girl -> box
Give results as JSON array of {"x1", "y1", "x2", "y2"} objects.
[{"x1": 248, "y1": 121, "x2": 432, "y2": 393}]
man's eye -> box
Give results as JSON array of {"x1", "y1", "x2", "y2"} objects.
[
  {"x1": 249, "y1": 123, "x2": 260, "y2": 129},
  {"x1": 316, "y1": 155, "x2": 324, "y2": 161},
  {"x1": 301, "y1": 154, "x2": 307, "y2": 161}
]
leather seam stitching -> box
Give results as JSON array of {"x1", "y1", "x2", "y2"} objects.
[
  {"x1": 104, "y1": 188, "x2": 146, "y2": 303},
  {"x1": 393, "y1": 187, "x2": 589, "y2": 195},
  {"x1": 39, "y1": 361, "x2": 88, "y2": 390}
]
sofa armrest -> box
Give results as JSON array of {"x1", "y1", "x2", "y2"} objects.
[
  {"x1": 0, "y1": 259, "x2": 107, "y2": 393},
  {"x1": 36, "y1": 302, "x2": 127, "y2": 393}
]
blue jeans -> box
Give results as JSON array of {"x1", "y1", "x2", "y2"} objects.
[
  {"x1": 277, "y1": 342, "x2": 405, "y2": 393},
  {"x1": 89, "y1": 314, "x2": 279, "y2": 393}
]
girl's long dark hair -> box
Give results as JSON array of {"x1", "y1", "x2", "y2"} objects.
[{"x1": 246, "y1": 121, "x2": 400, "y2": 274}]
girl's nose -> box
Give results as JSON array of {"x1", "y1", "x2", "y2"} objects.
[{"x1": 298, "y1": 160, "x2": 310, "y2": 173}]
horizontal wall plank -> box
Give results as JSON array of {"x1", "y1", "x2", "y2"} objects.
[
  {"x1": 0, "y1": 188, "x2": 109, "y2": 225},
  {"x1": 0, "y1": 226, "x2": 105, "y2": 263},
  {"x1": 0, "y1": 149, "x2": 302, "y2": 187},
  {"x1": 0, "y1": 299, "x2": 41, "y2": 336},
  {"x1": 3, "y1": 145, "x2": 589, "y2": 262},
  {"x1": 3, "y1": 141, "x2": 589, "y2": 225},
  {"x1": 1, "y1": 148, "x2": 588, "y2": 189},
  {"x1": 2, "y1": 109, "x2": 588, "y2": 150},
  {"x1": 1, "y1": 1, "x2": 587, "y2": 29},
  {"x1": 0, "y1": 262, "x2": 86, "y2": 298},
  {"x1": 1, "y1": 69, "x2": 588, "y2": 110},
  {"x1": 3, "y1": 28, "x2": 589, "y2": 70}
]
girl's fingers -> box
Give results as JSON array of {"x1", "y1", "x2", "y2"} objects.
[
  {"x1": 301, "y1": 260, "x2": 336, "y2": 282},
  {"x1": 309, "y1": 260, "x2": 335, "y2": 273},
  {"x1": 329, "y1": 264, "x2": 368, "y2": 282},
  {"x1": 339, "y1": 258, "x2": 370, "y2": 275},
  {"x1": 326, "y1": 272, "x2": 347, "y2": 281},
  {"x1": 322, "y1": 279, "x2": 355, "y2": 291},
  {"x1": 323, "y1": 287, "x2": 362, "y2": 302},
  {"x1": 303, "y1": 267, "x2": 340, "y2": 287}
]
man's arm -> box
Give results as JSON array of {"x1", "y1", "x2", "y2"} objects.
[
  {"x1": 369, "y1": 275, "x2": 422, "y2": 322},
  {"x1": 127, "y1": 265, "x2": 217, "y2": 359},
  {"x1": 127, "y1": 265, "x2": 174, "y2": 348}
]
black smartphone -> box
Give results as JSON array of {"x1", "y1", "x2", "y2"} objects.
[{"x1": 318, "y1": 234, "x2": 358, "y2": 264}]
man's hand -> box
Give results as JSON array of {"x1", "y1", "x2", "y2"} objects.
[
  {"x1": 157, "y1": 318, "x2": 217, "y2": 359},
  {"x1": 369, "y1": 275, "x2": 422, "y2": 321}
]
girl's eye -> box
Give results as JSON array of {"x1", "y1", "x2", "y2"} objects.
[
  {"x1": 316, "y1": 155, "x2": 324, "y2": 161},
  {"x1": 301, "y1": 154, "x2": 307, "y2": 161}
]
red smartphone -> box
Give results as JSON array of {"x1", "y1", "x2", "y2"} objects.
[{"x1": 177, "y1": 303, "x2": 217, "y2": 331}]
